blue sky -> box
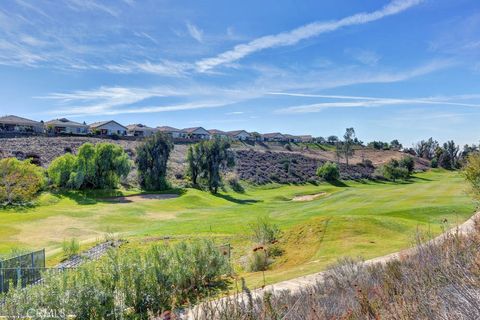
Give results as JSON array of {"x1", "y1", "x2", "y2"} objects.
[{"x1": 0, "y1": 0, "x2": 479, "y2": 146}]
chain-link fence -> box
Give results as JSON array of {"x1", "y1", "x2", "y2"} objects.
[{"x1": 0, "y1": 249, "x2": 45, "y2": 293}]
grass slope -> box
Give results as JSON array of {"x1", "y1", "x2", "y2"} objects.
[{"x1": 0, "y1": 170, "x2": 475, "y2": 288}]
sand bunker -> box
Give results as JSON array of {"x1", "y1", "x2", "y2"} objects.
[
  {"x1": 292, "y1": 192, "x2": 327, "y2": 202},
  {"x1": 101, "y1": 194, "x2": 179, "y2": 203}
]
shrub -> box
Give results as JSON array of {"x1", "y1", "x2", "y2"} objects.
[
  {"x1": 247, "y1": 248, "x2": 270, "y2": 272},
  {"x1": 316, "y1": 161, "x2": 340, "y2": 182},
  {"x1": 399, "y1": 156, "x2": 415, "y2": 173},
  {"x1": 431, "y1": 157, "x2": 438, "y2": 168},
  {"x1": 380, "y1": 160, "x2": 410, "y2": 181},
  {"x1": 62, "y1": 238, "x2": 80, "y2": 260},
  {"x1": 0, "y1": 240, "x2": 230, "y2": 318},
  {"x1": 136, "y1": 132, "x2": 173, "y2": 191},
  {"x1": 228, "y1": 176, "x2": 245, "y2": 193},
  {"x1": 0, "y1": 158, "x2": 45, "y2": 205},
  {"x1": 377, "y1": 159, "x2": 410, "y2": 181},
  {"x1": 249, "y1": 216, "x2": 282, "y2": 245}
]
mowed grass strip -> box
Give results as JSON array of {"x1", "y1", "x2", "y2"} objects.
[{"x1": 0, "y1": 170, "x2": 475, "y2": 287}]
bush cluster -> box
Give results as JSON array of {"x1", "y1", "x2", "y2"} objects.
[
  {"x1": 0, "y1": 158, "x2": 45, "y2": 205},
  {"x1": 316, "y1": 161, "x2": 340, "y2": 182},
  {"x1": 48, "y1": 142, "x2": 130, "y2": 190},
  {"x1": 0, "y1": 240, "x2": 230, "y2": 318},
  {"x1": 377, "y1": 156, "x2": 415, "y2": 181}
]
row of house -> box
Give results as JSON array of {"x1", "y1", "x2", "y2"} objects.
[{"x1": 0, "y1": 115, "x2": 315, "y2": 143}]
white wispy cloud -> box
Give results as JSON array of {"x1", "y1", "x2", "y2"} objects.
[
  {"x1": 38, "y1": 58, "x2": 455, "y2": 118},
  {"x1": 37, "y1": 84, "x2": 255, "y2": 117},
  {"x1": 345, "y1": 48, "x2": 381, "y2": 66},
  {"x1": 195, "y1": 0, "x2": 423, "y2": 72},
  {"x1": 186, "y1": 22, "x2": 204, "y2": 43},
  {"x1": 65, "y1": 0, "x2": 119, "y2": 17},
  {"x1": 105, "y1": 60, "x2": 191, "y2": 76},
  {"x1": 276, "y1": 94, "x2": 480, "y2": 113}
]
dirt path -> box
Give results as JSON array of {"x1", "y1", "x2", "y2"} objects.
[
  {"x1": 291, "y1": 192, "x2": 327, "y2": 202},
  {"x1": 185, "y1": 211, "x2": 480, "y2": 318},
  {"x1": 100, "y1": 193, "x2": 179, "y2": 203}
]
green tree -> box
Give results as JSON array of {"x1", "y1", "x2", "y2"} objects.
[
  {"x1": 438, "y1": 140, "x2": 459, "y2": 170},
  {"x1": 316, "y1": 161, "x2": 340, "y2": 182},
  {"x1": 47, "y1": 143, "x2": 130, "y2": 190},
  {"x1": 464, "y1": 153, "x2": 480, "y2": 198},
  {"x1": 0, "y1": 158, "x2": 45, "y2": 205},
  {"x1": 414, "y1": 138, "x2": 439, "y2": 160},
  {"x1": 186, "y1": 143, "x2": 204, "y2": 185},
  {"x1": 390, "y1": 139, "x2": 403, "y2": 150},
  {"x1": 202, "y1": 138, "x2": 235, "y2": 193},
  {"x1": 399, "y1": 156, "x2": 415, "y2": 174},
  {"x1": 136, "y1": 133, "x2": 173, "y2": 190},
  {"x1": 92, "y1": 143, "x2": 130, "y2": 189},
  {"x1": 186, "y1": 138, "x2": 234, "y2": 192},
  {"x1": 74, "y1": 143, "x2": 96, "y2": 189},
  {"x1": 48, "y1": 153, "x2": 77, "y2": 188},
  {"x1": 341, "y1": 127, "x2": 355, "y2": 165}
]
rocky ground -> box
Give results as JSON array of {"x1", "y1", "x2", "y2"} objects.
[
  {"x1": 235, "y1": 150, "x2": 375, "y2": 184},
  {"x1": 0, "y1": 136, "x2": 427, "y2": 185},
  {"x1": 56, "y1": 240, "x2": 125, "y2": 269}
]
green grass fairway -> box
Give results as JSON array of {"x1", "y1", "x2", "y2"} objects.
[{"x1": 0, "y1": 170, "x2": 475, "y2": 288}]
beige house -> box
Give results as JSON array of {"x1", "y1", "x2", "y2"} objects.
[
  {"x1": 299, "y1": 135, "x2": 314, "y2": 143},
  {"x1": 157, "y1": 126, "x2": 184, "y2": 138},
  {"x1": 0, "y1": 115, "x2": 44, "y2": 133},
  {"x1": 46, "y1": 118, "x2": 88, "y2": 135},
  {"x1": 89, "y1": 120, "x2": 127, "y2": 136},
  {"x1": 262, "y1": 132, "x2": 287, "y2": 142},
  {"x1": 181, "y1": 127, "x2": 210, "y2": 140},
  {"x1": 227, "y1": 130, "x2": 253, "y2": 141},
  {"x1": 284, "y1": 134, "x2": 301, "y2": 143},
  {"x1": 126, "y1": 124, "x2": 157, "y2": 137}
]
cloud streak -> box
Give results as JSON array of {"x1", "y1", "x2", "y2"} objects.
[
  {"x1": 186, "y1": 22, "x2": 204, "y2": 43},
  {"x1": 276, "y1": 94, "x2": 480, "y2": 113},
  {"x1": 195, "y1": 0, "x2": 423, "y2": 72}
]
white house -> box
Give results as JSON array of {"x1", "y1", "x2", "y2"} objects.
[
  {"x1": 0, "y1": 115, "x2": 44, "y2": 133},
  {"x1": 157, "y1": 126, "x2": 184, "y2": 138},
  {"x1": 89, "y1": 120, "x2": 127, "y2": 136},
  {"x1": 181, "y1": 127, "x2": 211, "y2": 140},
  {"x1": 126, "y1": 124, "x2": 157, "y2": 137},
  {"x1": 227, "y1": 130, "x2": 252, "y2": 141},
  {"x1": 46, "y1": 118, "x2": 88, "y2": 135}
]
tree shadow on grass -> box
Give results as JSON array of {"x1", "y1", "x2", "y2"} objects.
[
  {"x1": 327, "y1": 180, "x2": 350, "y2": 187},
  {"x1": 56, "y1": 188, "x2": 187, "y2": 205},
  {"x1": 413, "y1": 176, "x2": 433, "y2": 182},
  {"x1": 212, "y1": 193, "x2": 262, "y2": 205}
]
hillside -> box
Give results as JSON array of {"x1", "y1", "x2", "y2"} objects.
[{"x1": 0, "y1": 136, "x2": 428, "y2": 184}]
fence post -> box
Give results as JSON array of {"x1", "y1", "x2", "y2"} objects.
[
  {"x1": 0, "y1": 268, "x2": 3, "y2": 294},
  {"x1": 17, "y1": 267, "x2": 21, "y2": 288}
]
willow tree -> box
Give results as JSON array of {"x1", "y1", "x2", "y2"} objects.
[{"x1": 136, "y1": 132, "x2": 173, "y2": 190}]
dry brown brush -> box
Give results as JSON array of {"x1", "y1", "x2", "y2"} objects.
[{"x1": 191, "y1": 219, "x2": 480, "y2": 320}]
